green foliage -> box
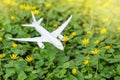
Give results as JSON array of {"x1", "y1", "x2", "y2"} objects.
[{"x1": 0, "y1": 0, "x2": 120, "y2": 80}]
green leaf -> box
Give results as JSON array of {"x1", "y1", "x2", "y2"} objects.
[
  {"x1": 4, "y1": 61, "x2": 14, "y2": 67},
  {"x1": 4, "y1": 68, "x2": 15, "y2": 80},
  {"x1": 17, "y1": 71, "x2": 27, "y2": 80},
  {"x1": 114, "y1": 76, "x2": 120, "y2": 80},
  {"x1": 85, "y1": 74, "x2": 93, "y2": 79},
  {"x1": 15, "y1": 61, "x2": 29, "y2": 72},
  {"x1": 117, "y1": 64, "x2": 120, "y2": 75},
  {"x1": 69, "y1": 74, "x2": 78, "y2": 80},
  {"x1": 59, "y1": 69, "x2": 67, "y2": 78},
  {"x1": 62, "y1": 62, "x2": 70, "y2": 68}
]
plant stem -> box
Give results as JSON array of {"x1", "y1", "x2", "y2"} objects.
[
  {"x1": 94, "y1": 60, "x2": 98, "y2": 78},
  {"x1": 0, "y1": 59, "x2": 2, "y2": 80},
  {"x1": 111, "y1": 52, "x2": 115, "y2": 58}
]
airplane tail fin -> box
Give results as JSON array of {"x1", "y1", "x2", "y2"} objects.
[
  {"x1": 31, "y1": 12, "x2": 36, "y2": 22},
  {"x1": 31, "y1": 12, "x2": 43, "y2": 24},
  {"x1": 22, "y1": 12, "x2": 43, "y2": 27}
]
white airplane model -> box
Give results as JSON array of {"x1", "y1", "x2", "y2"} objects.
[{"x1": 9, "y1": 12, "x2": 72, "y2": 50}]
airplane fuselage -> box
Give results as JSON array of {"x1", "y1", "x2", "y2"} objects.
[{"x1": 33, "y1": 22, "x2": 64, "y2": 50}]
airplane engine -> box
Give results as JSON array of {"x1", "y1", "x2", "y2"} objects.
[
  {"x1": 37, "y1": 42, "x2": 45, "y2": 49},
  {"x1": 58, "y1": 35, "x2": 64, "y2": 41}
]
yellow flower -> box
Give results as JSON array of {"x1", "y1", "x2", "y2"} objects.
[
  {"x1": 86, "y1": 56, "x2": 90, "y2": 60},
  {"x1": 10, "y1": 16, "x2": 15, "y2": 20},
  {"x1": 0, "y1": 37, "x2": 3, "y2": 41},
  {"x1": 105, "y1": 45, "x2": 111, "y2": 49},
  {"x1": 64, "y1": 36, "x2": 70, "y2": 42},
  {"x1": 95, "y1": 40, "x2": 100, "y2": 44},
  {"x1": 19, "y1": 4, "x2": 26, "y2": 10},
  {"x1": 25, "y1": 55, "x2": 34, "y2": 62},
  {"x1": 32, "y1": 10, "x2": 40, "y2": 15},
  {"x1": 83, "y1": 59, "x2": 89, "y2": 65},
  {"x1": 53, "y1": 24, "x2": 58, "y2": 28},
  {"x1": 87, "y1": 3, "x2": 94, "y2": 9},
  {"x1": 82, "y1": 39, "x2": 89, "y2": 45},
  {"x1": 102, "y1": 3, "x2": 109, "y2": 8},
  {"x1": 0, "y1": 54, "x2": 6, "y2": 59},
  {"x1": 72, "y1": 68, "x2": 77, "y2": 75},
  {"x1": 100, "y1": 28, "x2": 107, "y2": 34},
  {"x1": 45, "y1": 3, "x2": 52, "y2": 8},
  {"x1": 117, "y1": 26, "x2": 120, "y2": 31},
  {"x1": 66, "y1": 0, "x2": 73, "y2": 3},
  {"x1": 91, "y1": 49, "x2": 100, "y2": 55},
  {"x1": 12, "y1": 43, "x2": 17, "y2": 48},
  {"x1": 102, "y1": 17, "x2": 109, "y2": 23},
  {"x1": 82, "y1": 24, "x2": 86, "y2": 28},
  {"x1": 71, "y1": 32, "x2": 76, "y2": 37},
  {"x1": 97, "y1": 6, "x2": 102, "y2": 10},
  {"x1": 11, "y1": 1, "x2": 16, "y2": 6},
  {"x1": 10, "y1": 54, "x2": 18, "y2": 60},
  {"x1": 25, "y1": 5, "x2": 31, "y2": 10},
  {"x1": 3, "y1": 0, "x2": 10, "y2": 5},
  {"x1": 30, "y1": 6, "x2": 36, "y2": 10},
  {"x1": 115, "y1": 7, "x2": 119, "y2": 11},
  {"x1": 86, "y1": 30, "x2": 92, "y2": 35}
]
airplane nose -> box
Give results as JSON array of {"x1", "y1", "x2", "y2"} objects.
[
  {"x1": 58, "y1": 45, "x2": 64, "y2": 50},
  {"x1": 60, "y1": 47, "x2": 64, "y2": 50}
]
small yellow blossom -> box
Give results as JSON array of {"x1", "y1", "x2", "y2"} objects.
[
  {"x1": 53, "y1": 24, "x2": 58, "y2": 28},
  {"x1": 95, "y1": 40, "x2": 100, "y2": 44},
  {"x1": 102, "y1": 3, "x2": 109, "y2": 8},
  {"x1": 83, "y1": 59, "x2": 89, "y2": 65},
  {"x1": 117, "y1": 26, "x2": 120, "y2": 31},
  {"x1": 72, "y1": 68, "x2": 77, "y2": 75},
  {"x1": 87, "y1": 4, "x2": 94, "y2": 9},
  {"x1": 86, "y1": 56, "x2": 90, "y2": 60},
  {"x1": 25, "y1": 5, "x2": 31, "y2": 10},
  {"x1": 64, "y1": 36, "x2": 70, "y2": 42},
  {"x1": 82, "y1": 39, "x2": 89, "y2": 45},
  {"x1": 30, "y1": 6, "x2": 36, "y2": 10},
  {"x1": 91, "y1": 49, "x2": 100, "y2": 55},
  {"x1": 115, "y1": 7, "x2": 119, "y2": 11},
  {"x1": 3, "y1": 0, "x2": 10, "y2": 5},
  {"x1": 102, "y1": 17, "x2": 109, "y2": 23},
  {"x1": 11, "y1": 1, "x2": 16, "y2": 6},
  {"x1": 10, "y1": 16, "x2": 15, "y2": 20},
  {"x1": 105, "y1": 45, "x2": 111, "y2": 49},
  {"x1": 100, "y1": 28, "x2": 107, "y2": 34},
  {"x1": 0, "y1": 37, "x2": 3, "y2": 41},
  {"x1": 0, "y1": 54, "x2": 6, "y2": 59},
  {"x1": 12, "y1": 43, "x2": 17, "y2": 48},
  {"x1": 45, "y1": 3, "x2": 52, "y2": 8},
  {"x1": 32, "y1": 10, "x2": 40, "y2": 15},
  {"x1": 19, "y1": 4, "x2": 26, "y2": 10},
  {"x1": 97, "y1": 6, "x2": 102, "y2": 10},
  {"x1": 25, "y1": 55, "x2": 34, "y2": 62},
  {"x1": 82, "y1": 24, "x2": 86, "y2": 28},
  {"x1": 66, "y1": 0, "x2": 73, "y2": 3},
  {"x1": 10, "y1": 54, "x2": 18, "y2": 60},
  {"x1": 71, "y1": 32, "x2": 76, "y2": 37},
  {"x1": 86, "y1": 30, "x2": 92, "y2": 35}
]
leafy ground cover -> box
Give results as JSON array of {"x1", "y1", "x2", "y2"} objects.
[{"x1": 0, "y1": 0, "x2": 120, "y2": 80}]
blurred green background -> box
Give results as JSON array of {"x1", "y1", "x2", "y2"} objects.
[{"x1": 0, "y1": 0, "x2": 120, "y2": 80}]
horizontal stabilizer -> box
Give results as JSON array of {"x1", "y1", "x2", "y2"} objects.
[
  {"x1": 22, "y1": 24, "x2": 34, "y2": 27},
  {"x1": 38, "y1": 18, "x2": 43, "y2": 24}
]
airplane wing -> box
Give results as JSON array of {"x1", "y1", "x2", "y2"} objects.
[
  {"x1": 8, "y1": 37, "x2": 49, "y2": 42},
  {"x1": 51, "y1": 15, "x2": 72, "y2": 37}
]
